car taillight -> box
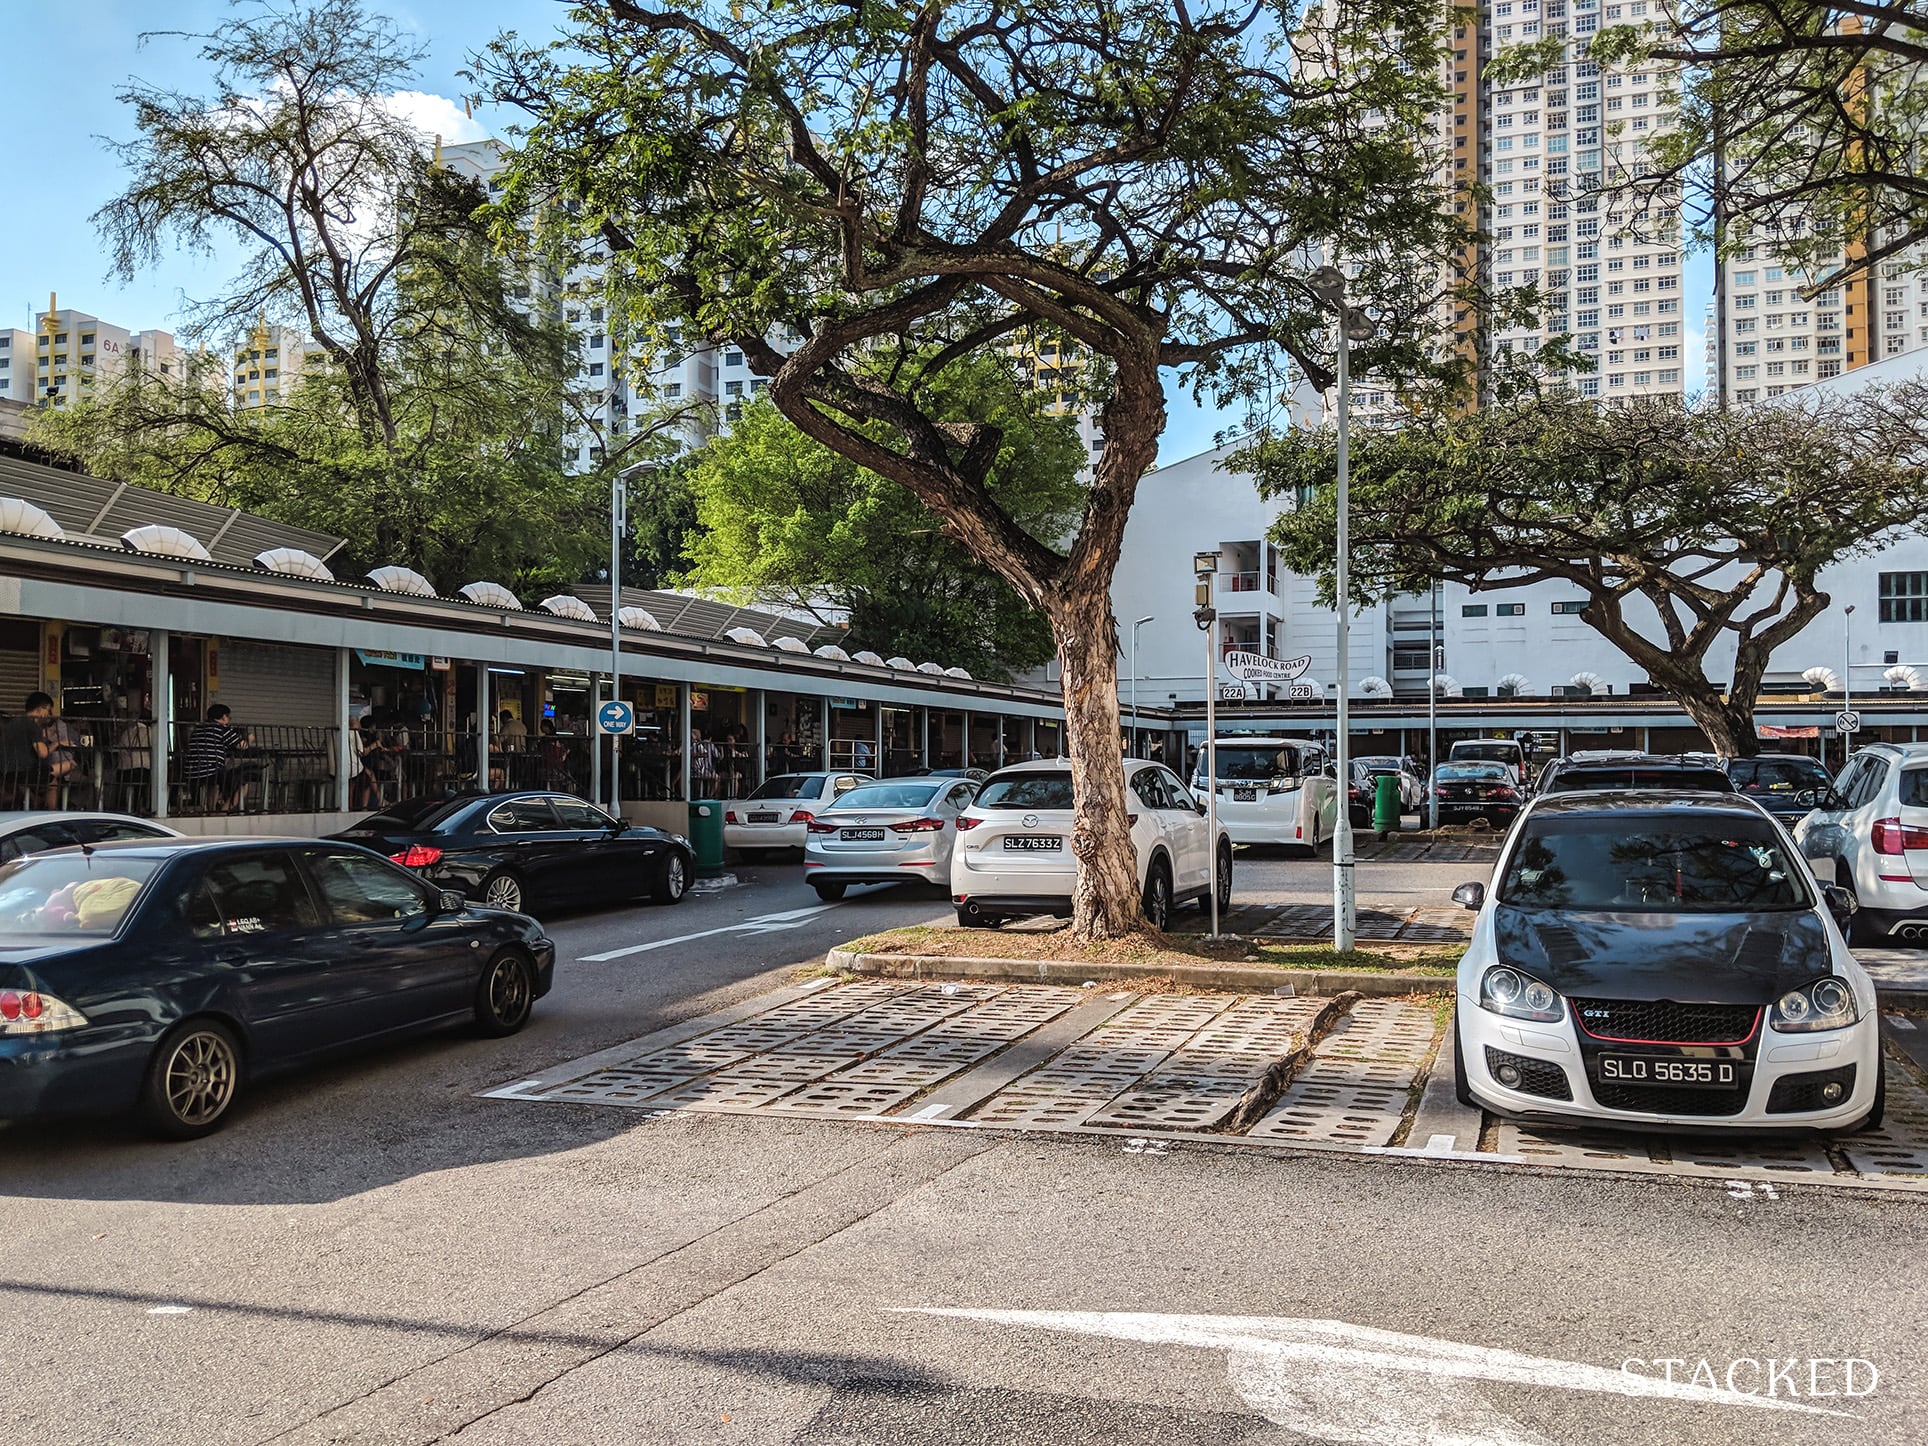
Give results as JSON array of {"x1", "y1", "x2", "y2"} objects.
[
  {"x1": 1871, "y1": 818, "x2": 1928, "y2": 854},
  {"x1": 725, "y1": 810, "x2": 739, "y2": 824},
  {"x1": 1492, "y1": 787, "x2": 1519, "y2": 800},
  {"x1": 0, "y1": 989, "x2": 87, "y2": 1035},
  {"x1": 806, "y1": 819, "x2": 839, "y2": 834},
  {"x1": 955, "y1": 816, "x2": 983, "y2": 831},
  {"x1": 791, "y1": 810, "x2": 813, "y2": 824},
  {"x1": 890, "y1": 818, "x2": 947, "y2": 833},
  {"x1": 389, "y1": 845, "x2": 443, "y2": 868}
]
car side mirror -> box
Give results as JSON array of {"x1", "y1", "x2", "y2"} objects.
[
  {"x1": 609, "y1": 818, "x2": 629, "y2": 834},
  {"x1": 437, "y1": 890, "x2": 466, "y2": 916},
  {"x1": 1451, "y1": 881, "x2": 1486, "y2": 911},
  {"x1": 1821, "y1": 883, "x2": 1857, "y2": 927}
]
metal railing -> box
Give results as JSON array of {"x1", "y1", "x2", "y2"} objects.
[{"x1": 168, "y1": 722, "x2": 340, "y2": 817}]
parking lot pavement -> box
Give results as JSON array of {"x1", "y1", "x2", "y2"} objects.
[{"x1": 485, "y1": 978, "x2": 1928, "y2": 1191}]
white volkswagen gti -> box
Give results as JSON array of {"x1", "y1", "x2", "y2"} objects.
[
  {"x1": 804, "y1": 777, "x2": 979, "y2": 899},
  {"x1": 723, "y1": 771, "x2": 869, "y2": 858},
  {"x1": 951, "y1": 758, "x2": 1231, "y2": 929},
  {"x1": 1451, "y1": 790, "x2": 1883, "y2": 1134}
]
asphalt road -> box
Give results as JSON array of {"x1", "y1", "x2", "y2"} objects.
[{"x1": 6, "y1": 856, "x2": 1926, "y2": 1445}]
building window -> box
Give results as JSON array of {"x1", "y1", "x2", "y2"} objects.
[
  {"x1": 1496, "y1": 602, "x2": 1526, "y2": 616},
  {"x1": 1552, "y1": 601, "x2": 1587, "y2": 615},
  {"x1": 1461, "y1": 604, "x2": 1488, "y2": 617},
  {"x1": 725, "y1": 351, "x2": 744, "y2": 366},
  {"x1": 1880, "y1": 571, "x2": 1928, "y2": 623}
]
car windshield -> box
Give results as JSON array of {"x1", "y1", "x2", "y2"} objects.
[
  {"x1": 1499, "y1": 815, "x2": 1810, "y2": 912},
  {"x1": 359, "y1": 795, "x2": 470, "y2": 830},
  {"x1": 1544, "y1": 766, "x2": 1734, "y2": 794},
  {"x1": 1727, "y1": 758, "x2": 1831, "y2": 793},
  {"x1": 0, "y1": 854, "x2": 164, "y2": 937},
  {"x1": 828, "y1": 783, "x2": 945, "y2": 810},
  {"x1": 1197, "y1": 746, "x2": 1304, "y2": 783},
  {"x1": 1453, "y1": 743, "x2": 1519, "y2": 763},
  {"x1": 747, "y1": 775, "x2": 819, "y2": 801},
  {"x1": 1437, "y1": 763, "x2": 1509, "y2": 781},
  {"x1": 975, "y1": 772, "x2": 1075, "y2": 810}
]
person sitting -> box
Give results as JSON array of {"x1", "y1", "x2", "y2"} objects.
[
  {"x1": 0, "y1": 692, "x2": 65, "y2": 808},
  {"x1": 183, "y1": 704, "x2": 259, "y2": 812}
]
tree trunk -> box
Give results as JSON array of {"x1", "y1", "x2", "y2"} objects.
[
  {"x1": 1670, "y1": 684, "x2": 1761, "y2": 759},
  {"x1": 1048, "y1": 588, "x2": 1142, "y2": 940}
]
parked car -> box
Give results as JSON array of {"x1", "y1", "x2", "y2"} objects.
[
  {"x1": 1795, "y1": 741, "x2": 1928, "y2": 944},
  {"x1": 1451, "y1": 791, "x2": 1883, "y2": 1133},
  {"x1": 1354, "y1": 755, "x2": 1424, "y2": 813},
  {"x1": 909, "y1": 766, "x2": 991, "y2": 782},
  {"x1": 804, "y1": 777, "x2": 980, "y2": 900},
  {"x1": 0, "y1": 837, "x2": 555, "y2": 1137},
  {"x1": 1533, "y1": 752, "x2": 1735, "y2": 796},
  {"x1": 327, "y1": 791, "x2": 694, "y2": 915},
  {"x1": 0, "y1": 812, "x2": 180, "y2": 864},
  {"x1": 1188, "y1": 736, "x2": 1339, "y2": 854},
  {"x1": 954, "y1": 758, "x2": 1230, "y2": 929},
  {"x1": 1722, "y1": 753, "x2": 1834, "y2": 822},
  {"x1": 1448, "y1": 738, "x2": 1529, "y2": 784},
  {"x1": 1430, "y1": 762, "x2": 1524, "y2": 826},
  {"x1": 723, "y1": 772, "x2": 869, "y2": 857}
]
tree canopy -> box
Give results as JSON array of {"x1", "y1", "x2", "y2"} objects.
[
  {"x1": 477, "y1": 0, "x2": 1477, "y2": 936},
  {"x1": 1247, "y1": 391, "x2": 1928, "y2": 756},
  {"x1": 680, "y1": 360, "x2": 1085, "y2": 680}
]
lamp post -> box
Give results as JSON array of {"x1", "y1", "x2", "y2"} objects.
[
  {"x1": 1129, "y1": 615, "x2": 1155, "y2": 758},
  {"x1": 1305, "y1": 266, "x2": 1377, "y2": 951},
  {"x1": 1193, "y1": 553, "x2": 1220, "y2": 939},
  {"x1": 612, "y1": 461, "x2": 652, "y2": 814},
  {"x1": 1844, "y1": 603, "x2": 1856, "y2": 764}
]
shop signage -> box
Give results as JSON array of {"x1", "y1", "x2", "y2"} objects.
[
  {"x1": 1224, "y1": 651, "x2": 1312, "y2": 683},
  {"x1": 655, "y1": 684, "x2": 678, "y2": 709},
  {"x1": 430, "y1": 656, "x2": 450, "y2": 670},
  {"x1": 354, "y1": 649, "x2": 426, "y2": 671}
]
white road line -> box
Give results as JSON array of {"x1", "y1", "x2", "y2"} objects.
[
  {"x1": 579, "y1": 903, "x2": 842, "y2": 962},
  {"x1": 912, "y1": 1103, "x2": 953, "y2": 1120},
  {"x1": 147, "y1": 1305, "x2": 194, "y2": 1315}
]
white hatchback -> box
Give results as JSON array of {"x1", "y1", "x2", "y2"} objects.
[
  {"x1": 950, "y1": 758, "x2": 1230, "y2": 930},
  {"x1": 722, "y1": 772, "x2": 868, "y2": 857},
  {"x1": 1188, "y1": 737, "x2": 1339, "y2": 853}
]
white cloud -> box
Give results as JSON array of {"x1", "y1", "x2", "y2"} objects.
[{"x1": 382, "y1": 89, "x2": 489, "y2": 146}]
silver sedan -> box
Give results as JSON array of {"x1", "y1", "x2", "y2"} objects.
[{"x1": 804, "y1": 778, "x2": 980, "y2": 901}]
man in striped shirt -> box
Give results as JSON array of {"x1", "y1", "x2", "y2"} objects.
[{"x1": 184, "y1": 704, "x2": 258, "y2": 812}]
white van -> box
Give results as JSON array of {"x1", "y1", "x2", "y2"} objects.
[{"x1": 1188, "y1": 737, "x2": 1339, "y2": 854}]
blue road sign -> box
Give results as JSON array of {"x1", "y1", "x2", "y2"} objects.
[{"x1": 596, "y1": 700, "x2": 636, "y2": 736}]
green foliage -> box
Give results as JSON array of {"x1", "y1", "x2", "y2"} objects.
[
  {"x1": 1244, "y1": 391, "x2": 1928, "y2": 752},
  {"x1": 680, "y1": 362, "x2": 1085, "y2": 679}
]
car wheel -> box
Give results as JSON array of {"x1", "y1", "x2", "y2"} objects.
[
  {"x1": 1452, "y1": 1013, "x2": 1476, "y2": 1110},
  {"x1": 1142, "y1": 859, "x2": 1172, "y2": 931},
  {"x1": 481, "y1": 870, "x2": 526, "y2": 913},
  {"x1": 474, "y1": 949, "x2": 536, "y2": 1037},
  {"x1": 139, "y1": 1019, "x2": 243, "y2": 1140},
  {"x1": 813, "y1": 881, "x2": 847, "y2": 902},
  {"x1": 652, "y1": 851, "x2": 689, "y2": 904},
  {"x1": 1200, "y1": 840, "x2": 1233, "y2": 913}
]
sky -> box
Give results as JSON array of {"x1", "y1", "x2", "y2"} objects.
[{"x1": 0, "y1": 1, "x2": 1710, "y2": 464}]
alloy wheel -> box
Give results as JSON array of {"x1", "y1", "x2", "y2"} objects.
[
  {"x1": 163, "y1": 1030, "x2": 238, "y2": 1128},
  {"x1": 485, "y1": 953, "x2": 533, "y2": 1028},
  {"x1": 664, "y1": 854, "x2": 686, "y2": 900},
  {"x1": 1145, "y1": 868, "x2": 1171, "y2": 931},
  {"x1": 485, "y1": 874, "x2": 523, "y2": 911}
]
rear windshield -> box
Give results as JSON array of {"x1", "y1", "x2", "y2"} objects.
[
  {"x1": 975, "y1": 772, "x2": 1075, "y2": 810},
  {"x1": 1500, "y1": 815, "x2": 1809, "y2": 913},
  {"x1": 747, "y1": 775, "x2": 820, "y2": 800},
  {"x1": 1196, "y1": 746, "x2": 1306, "y2": 783},
  {"x1": 1437, "y1": 763, "x2": 1510, "y2": 781},
  {"x1": 0, "y1": 854, "x2": 163, "y2": 937},
  {"x1": 1544, "y1": 767, "x2": 1734, "y2": 794},
  {"x1": 1452, "y1": 743, "x2": 1521, "y2": 763},
  {"x1": 828, "y1": 783, "x2": 944, "y2": 810},
  {"x1": 359, "y1": 795, "x2": 469, "y2": 831},
  {"x1": 1356, "y1": 757, "x2": 1404, "y2": 773},
  {"x1": 1903, "y1": 770, "x2": 1928, "y2": 809},
  {"x1": 1728, "y1": 758, "x2": 1831, "y2": 794}
]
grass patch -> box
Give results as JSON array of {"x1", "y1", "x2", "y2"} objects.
[{"x1": 833, "y1": 923, "x2": 1461, "y2": 976}]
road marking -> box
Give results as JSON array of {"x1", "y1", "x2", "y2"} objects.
[
  {"x1": 1726, "y1": 1179, "x2": 1779, "y2": 1201},
  {"x1": 1121, "y1": 1137, "x2": 1170, "y2": 1156},
  {"x1": 579, "y1": 903, "x2": 842, "y2": 962},
  {"x1": 898, "y1": 1310, "x2": 1854, "y2": 1444},
  {"x1": 912, "y1": 1103, "x2": 953, "y2": 1120},
  {"x1": 147, "y1": 1305, "x2": 194, "y2": 1315}
]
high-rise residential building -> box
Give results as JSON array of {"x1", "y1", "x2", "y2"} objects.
[
  {"x1": 18, "y1": 295, "x2": 184, "y2": 411},
  {"x1": 229, "y1": 318, "x2": 323, "y2": 410},
  {"x1": 0, "y1": 329, "x2": 32, "y2": 404}
]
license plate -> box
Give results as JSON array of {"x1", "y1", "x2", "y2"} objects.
[
  {"x1": 748, "y1": 812, "x2": 779, "y2": 823},
  {"x1": 840, "y1": 828, "x2": 886, "y2": 841},
  {"x1": 1233, "y1": 788, "x2": 1258, "y2": 802},
  {"x1": 1599, "y1": 1055, "x2": 1739, "y2": 1090},
  {"x1": 1003, "y1": 836, "x2": 1063, "y2": 851}
]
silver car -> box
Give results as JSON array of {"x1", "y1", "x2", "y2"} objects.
[
  {"x1": 804, "y1": 778, "x2": 979, "y2": 901},
  {"x1": 1795, "y1": 740, "x2": 1928, "y2": 944},
  {"x1": 723, "y1": 772, "x2": 868, "y2": 858}
]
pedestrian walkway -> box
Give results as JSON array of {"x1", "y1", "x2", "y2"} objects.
[{"x1": 485, "y1": 979, "x2": 1928, "y2": 1190}]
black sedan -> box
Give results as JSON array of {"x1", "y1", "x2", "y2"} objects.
[
  {"x1": 1723, "y1": 752, "x2": 1833, "y2": 821},
  {"x1": 1430, "y1": 762, "x2": 1524, "y2": 825},
  {"x1": 328, "y1": 791, "x2": 694, "y2": 915},
  {"x1": 0, "y1": 838, "x2": 555, "y2": 1138}
]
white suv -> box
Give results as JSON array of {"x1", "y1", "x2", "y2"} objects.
[
  {"x1": 950, "y1": 758, "x2": 1231, "y2": 929},
  {"x1": 1795, "y1": 741, "x2": 1928, "y2": 943}
]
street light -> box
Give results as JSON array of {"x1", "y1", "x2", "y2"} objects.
[
  {"x1": 611, "y1": 460, "x2": 653, "y2": 814},
  {"x1": 1194, "y1": 553, "x2": 1221, "y2": 939},
  {"x1": 1129, "y1": 615, "x2": 1155, "y2": 758},
  {"x1": 1304, "y1": 266, "x2": 1377, "y2": 951},
  {"x1": 1844, "y1": 603, "x2": 1857, "y2": 764}
]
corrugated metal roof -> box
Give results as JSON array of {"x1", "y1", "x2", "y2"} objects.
[
  {"x1": 0, "y1": 449, "x2": 343, "y2": 568},
  {"x1": 574, "y1": 585, "x2": 847, "y2": 648}
]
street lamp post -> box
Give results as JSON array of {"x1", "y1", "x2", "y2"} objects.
[
  {"x1": 1193, "y1": 554, "x2": 1220, "y2": 939},
  {"x1": 1844, "y1": 603, "x2": 1856, "y2": 764},
  {"x1": 1129, "y1": 615, "x2": 1155, "y2": 758},
  {"x1": 1305, "y1": 266, "x2": 1377, "y2": 952},
  {"x1": 612, "y1": 461, "x2": 652, "y2": 814}
]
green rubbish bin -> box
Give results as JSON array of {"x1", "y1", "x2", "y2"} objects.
[
  {"x1": 687, "y1": 799, "x2": 726, "y2": 877},
  {"x1": 1371, "y1": 773, "x2": 1402, "y2": 836}
]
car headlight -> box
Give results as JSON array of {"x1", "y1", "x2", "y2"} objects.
[
  {"x1": 1479, "y1": 965, "x2": 1564, "y2": 1023},
  {"x1": 1771, "y1": 976, "x2": 1860, "y2": 1033}
]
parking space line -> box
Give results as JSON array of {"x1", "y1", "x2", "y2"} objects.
[{"x1": 578, "y1": 904, "x2": 841, "y2": 963}]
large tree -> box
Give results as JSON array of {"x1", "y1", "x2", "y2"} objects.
[
  {"x1": 1249, "y1": 390, "x2": 1928, "y2": 756},
  {"x1": 35, "y1": 0, "x2": 618, "y2": 592},
  {"x1": 477, "y1": 0, "x2": 1472, "y2": 937},
  {"x1": 681, "y1": 360, "x2": 1085, "y2": 680}
]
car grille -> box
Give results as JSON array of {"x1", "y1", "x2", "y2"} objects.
[
  {"x1": 1570, "y1": 999, "x2": 1761, "y2": 1046},
  {"x1": 1766, "y1": 1064, "x2": 1859, "y2": 1115},
  {"x1": 1484, "y1": 1047, "x2": 1573, "y2": 1101},
  {"x1": 1590, "y1": 1081, "x2": 1748, "y2": 1116}
]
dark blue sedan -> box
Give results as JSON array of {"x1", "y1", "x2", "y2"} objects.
[{"x1": 0, "y1": 837, "x2": 555, "y2": 1138}]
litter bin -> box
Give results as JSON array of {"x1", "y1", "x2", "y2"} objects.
[
  {"x1": 1371, "y1": 773, "x2": 1401, "y2": 836},
  {"x1": 687, "y1": 799, "x2": 726, "y2": 877}
]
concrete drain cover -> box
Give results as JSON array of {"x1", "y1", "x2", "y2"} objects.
[
  {"x1": 1493, "y1": 1123, "x2": 1655, "y2": 1166},
  {"x1": 1245, "y1": 1082, "x2": 1411, "y2": 1146},
  {"x1": 1841, "y1": 1068, "x2": 1928, "y2": 1176},
  {"x1": 1319, "y1": 1000, "x2": 1439, "y2": 1066},
  {"x1": 1664, "y1": 1138, "x2": 1836, "y2": 1173}
]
